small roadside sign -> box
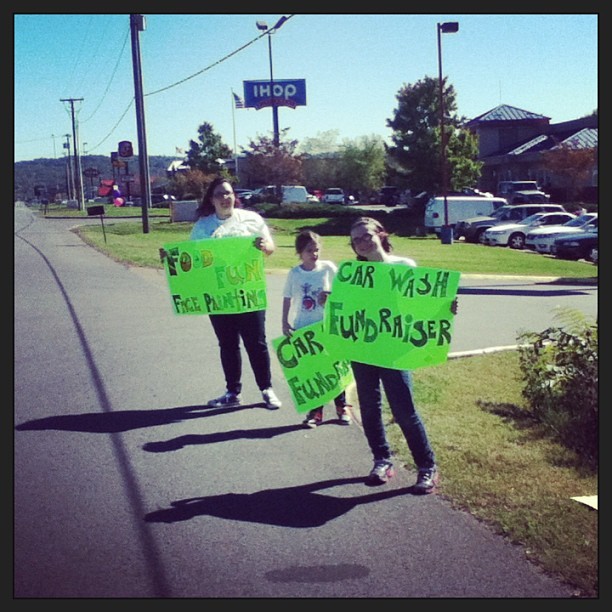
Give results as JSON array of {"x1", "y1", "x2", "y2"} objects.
[{"x1": 86, "y1": 205, "x2": 107, "y2": 243}]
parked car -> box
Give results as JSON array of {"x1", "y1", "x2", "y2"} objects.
[
  {"x1": 234, "y1": 188, "x2": 254, "y2": 202},
  {"x1": 496, "y1": 180, "x2": 550, "y2": 204},
  {"x1": 482, "y1": 212, "x2": 576, "y2": 249},
  {"x1": 321, "y1": 188, "x2": 346, "y2": 204},
  {"x1": 525, "y1": 214, "x2": 598, "y2": 254},
  {"x1": 242, "y1": 185, "x2": 280, "y2": 205},
  {"x1": 454, "y1": 203, "x2": 567, "y2": 244},
  {"x1": 281, "y1": 185, "x2": 312, "y2": 204},
  {"x1": 552, "y1": 228, "x2": 598, "y2": 263},
  {"x1": 379, "y1": 186, "x2": 400, "y2": 206}
]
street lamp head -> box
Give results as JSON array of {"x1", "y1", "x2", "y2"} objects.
[
  {"x1": 439, "y1": 22, "x2": 459, "y2": 34},
  {"x1": 257, "y1": 16, "x2": 288, "y2": 33},
  {"x1": 273, "y1": 16, "x2": 288, "y2": 31}
]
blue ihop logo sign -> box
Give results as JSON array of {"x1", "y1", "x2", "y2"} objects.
[{"x1": 243, "y1": 79, "x2": 306, "y2": 109}]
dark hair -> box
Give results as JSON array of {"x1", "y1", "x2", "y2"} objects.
[
  {"x1": 195, "y1": 177, "x2": 241, "y2": 218},
  {"x1": 349, "y1": 216, "x2": 393, "y2": 260},
  {"x1": 295, "y1": 229, "x2": 321, "y2": 254}
]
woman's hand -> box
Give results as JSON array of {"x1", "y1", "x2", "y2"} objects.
[{"x1": 254, "y1": 236, "x2": 274, "y2": 255}]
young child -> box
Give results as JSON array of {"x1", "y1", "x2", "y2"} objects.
[{"x1": 282, "y1": 230, "x2": 352, "y2": 427}]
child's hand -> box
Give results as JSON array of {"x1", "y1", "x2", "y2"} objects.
[
  {"x1": 282, "y1": 323, "x2": 294, "y2": 336},
  {"x1": 451, "y1": 298, "x2": 459, "y2": 315},
  {"x1": 159, "y1": 248, "x2": 168, "y2": 262}
]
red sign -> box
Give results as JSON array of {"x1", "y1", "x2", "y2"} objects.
[{"x1": 118, "y1": 140, "x2": 134, "y2": 157}]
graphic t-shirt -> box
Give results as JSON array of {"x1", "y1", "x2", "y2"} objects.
[{"x1": 283, "y1": 260, "x2": 338, "y2": 329}]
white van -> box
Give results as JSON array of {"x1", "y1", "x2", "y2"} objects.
[
  {"x1": 281, "y1": 185, "x2": 310, "y2": 204},
  {"x1": 424, "y1": 196, "x2": 507, "y2": 234}
]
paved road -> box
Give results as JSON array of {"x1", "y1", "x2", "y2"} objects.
[{"x1": 14, "y1": 203, "x2": 595, "y2": 598}]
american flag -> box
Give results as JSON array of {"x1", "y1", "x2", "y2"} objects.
[{"x1": 233, "y1": 92, "x2": 245, "y2": 109}]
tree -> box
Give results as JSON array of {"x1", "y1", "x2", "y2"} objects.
[
  {"x1": 337, "y1": 135, "x2": 386, "y2": 195},
  {"x1": 242, "y1": 129, "x2": 303, "y2": 188},
  {"x1": 297, "y1": 130, "x2": 341, "y2": 155},
  {"x1": 385, "y1": 75, "x2": 481, "y2": 194},
  {"x1": 186, "y1": 122, "x2": 233, "y2": 175},
  {"x1": 167, "y1": 168, "x2": 211, "y2": 201},
  {"x1": 541, "y1": 144, "x2": 597, "y2": 202},
  {"x1": 445, "y1": 127, "x2": 482, "y2": 191}
]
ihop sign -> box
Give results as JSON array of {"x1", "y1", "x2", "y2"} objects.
[{"x1": 243, "y1": 79, "x2": 306, "y2": 109}]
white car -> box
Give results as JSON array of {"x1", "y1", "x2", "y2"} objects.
[
  {"x1": 525, "y1": 213, "x2": 598, "y2": 254},
  {"x1": 483, "y1": 212, "x2": 576, "y2": 249},
  {"x1": 321, "y1": 188, "x2": 346, "y2": 204}
]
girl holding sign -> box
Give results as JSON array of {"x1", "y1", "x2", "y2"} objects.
[
  {"x1": 282, "y1": 230, "x2": 352, "y2": 427},
  {"x1": 348, "y1": 217, "x2": 441, "y2": 493},
  {"x1": 190, "y1": 177, "x2": 282, "y2": 410}
]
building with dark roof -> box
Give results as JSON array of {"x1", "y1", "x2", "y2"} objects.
[{"x1": 466, "y1": 104, "x2": 598, "y2": 203}]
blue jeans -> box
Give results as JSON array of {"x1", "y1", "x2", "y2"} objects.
[
  {"x1": 351, "y1": 362, "x2": 435, "y2": 469},
  {"x1": 209, "y1": 310, "x2": 272, "y2": 394}
]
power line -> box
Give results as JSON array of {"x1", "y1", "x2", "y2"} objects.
[
  {"x1": 83, "y1": 19, "x2": 287, "y2": 154},
  {"x1": 145, "y1": 15, "x2": 295, "y2": 97},
  {"x1": 21, "y1": 15, "x2": 297, "y2": 157},
  {"x1": 81, "y1": 25, "x2": 131, "y2": 123}
]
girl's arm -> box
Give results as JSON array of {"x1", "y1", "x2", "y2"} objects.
[{"x1": 282, "y1": 297, "x2": 294, "y2": 335}]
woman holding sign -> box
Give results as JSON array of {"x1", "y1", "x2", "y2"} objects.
[
  {"x1": 348, "y1": 217, "x2": 442, "y2": 493},
  {"x1": 188, "y1": 177, "x2": 282, "y2": 410}
]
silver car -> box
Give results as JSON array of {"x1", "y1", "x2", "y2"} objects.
[{"x1": 525, "y1": 214, "x2": 598, "y2": 253}]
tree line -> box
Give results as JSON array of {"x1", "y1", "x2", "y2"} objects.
[{"x1": 15, "y1": 76, "x2": 595, "y2": 206}]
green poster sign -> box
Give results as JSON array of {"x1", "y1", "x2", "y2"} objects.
[
  {"x1": 162, "y1": 237, "x2": 267, "y2": 315},
  {"x1": 272, "y1": 321, "x2": 354, "y2": 414},
  {"x1": 323, "y1": 261, "x2": 460, "y2": 369}
]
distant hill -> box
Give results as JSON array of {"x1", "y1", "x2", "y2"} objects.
[{"x1": 14, "y1": 155, "x2": 178, "y2": 202}]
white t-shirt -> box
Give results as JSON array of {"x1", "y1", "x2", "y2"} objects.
[
  {"x1": 283, "y1": 260, "x2": 338, "y2": 329},
  {"x1": 189, "y1": 208, "x2": 273, "y2": 241},
  {"x1": 385, "y1": 254, "x2": 417, "y2": 267}
]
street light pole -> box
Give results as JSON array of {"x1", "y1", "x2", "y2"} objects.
[
  {"x1": 256, "y1": 16, "x2": 288, "y2": 147},
  {"x1": 130, "y1": 14, "x2": 151, "y2": 234},
  {"x1": 437, "y1": 21, "x2": 459, "y2": 245}
]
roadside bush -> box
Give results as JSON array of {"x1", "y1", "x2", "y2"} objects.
[{"x1": 517, "y1": 309, "x2": 598, "y2": 467}]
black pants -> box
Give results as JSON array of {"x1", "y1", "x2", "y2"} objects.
[{"x1": 209, "y1": 309, "x2": 272, "y2": 395}]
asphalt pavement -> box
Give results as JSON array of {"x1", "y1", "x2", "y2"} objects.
[{"x1": 14, "y1": 202, "x2": 586, "y2": 598}]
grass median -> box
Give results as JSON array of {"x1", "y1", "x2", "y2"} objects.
[{"x1": 67, "y1": 210, "x2": 598, "y2": 597}]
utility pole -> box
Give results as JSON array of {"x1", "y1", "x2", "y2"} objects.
[
  {"x1": 130, "y1": 14, "x2": 151, "y2": 234},
  {"x1": 60, "y1": 98, "x2": 85, "y2": 211},
  {"x1": 64, "y1": 134, "x2": 75, "y2": 201}
]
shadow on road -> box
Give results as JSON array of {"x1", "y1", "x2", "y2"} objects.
[
  {"x1": 14, "y1": 403, "x2": 273, "y2": 433},
  {"x1": 144, "y1": 477, "x2": 418, "y2": 527},
  {"x1": 457, "y1": 284, "x2": 595, "y2": 297}
]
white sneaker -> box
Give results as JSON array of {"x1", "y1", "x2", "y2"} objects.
[{"x1": 261, "y1": 387, "x2": 282, "y2": 410}]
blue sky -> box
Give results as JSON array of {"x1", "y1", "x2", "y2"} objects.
[{"x1": 14, "y1": 13, "x2": 598, "y2": 163}]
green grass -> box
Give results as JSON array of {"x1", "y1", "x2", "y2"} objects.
[
  {"x1": 42, "y1": 205, "x2": 598, "y2": 596},
  {"x1": 372, "y1": 351, "x2": 597, "y2": 597},
  {"x1": 63, "y1": 212, "x2": 597, "y2": 280}
]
